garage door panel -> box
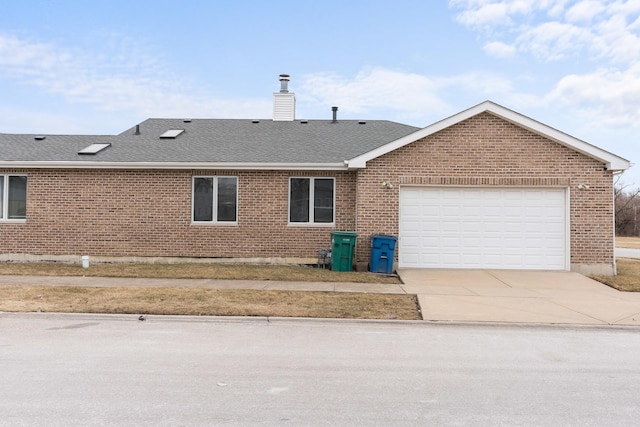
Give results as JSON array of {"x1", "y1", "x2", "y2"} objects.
[{"x1": 399, "y1": 187, "x2": 567, "y2": 270}]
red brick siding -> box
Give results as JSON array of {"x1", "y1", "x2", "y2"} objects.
[
  {"x1": 355, "y1": 113, "x2": 615, "y2": 268},
  {"x1": 0, "y1": 169, "x2": 355, "y2": 258}
]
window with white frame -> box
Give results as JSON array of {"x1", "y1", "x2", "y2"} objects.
[
  {"x1": 192, "y1": 176, "x2": 238, "y2": 223},
  {"x1": 0, "y1": 175, "x2": 27, "y2": 221},
  {"x1": 289, "y1": 177, "x2": 335, "y2": 224}
]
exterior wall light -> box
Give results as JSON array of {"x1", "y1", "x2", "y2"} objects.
[{"x1": 381, "y1": 180, "x2": 394, "y2": 189}]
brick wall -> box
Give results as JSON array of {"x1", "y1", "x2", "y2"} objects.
[
  {"x1": 0, "y1": 169, "x2": 356, "y2": 260},
  {"x1": 354, "y1": 113, "x2": 615, "y2": 273}
]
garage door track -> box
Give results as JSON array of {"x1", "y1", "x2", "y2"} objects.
[{"x1": 398, "y1": 269, "x2": 640, "y2": 326}]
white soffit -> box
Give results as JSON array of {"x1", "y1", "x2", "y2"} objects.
[{"x1": 346, "y1": 101, "x2": 631, "y2": 171}]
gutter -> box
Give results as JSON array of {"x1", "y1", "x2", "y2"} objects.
[{"x1": 0, "y1": 161, "x2": 350, "y2": 171}]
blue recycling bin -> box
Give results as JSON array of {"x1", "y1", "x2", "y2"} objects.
[{"x1": 370, "y1": 235, "x2": 397, "y2": 274}]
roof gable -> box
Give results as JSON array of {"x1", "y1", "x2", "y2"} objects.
[{"x1": 346, "y1": 101, "x2": 631, "y2": 172}]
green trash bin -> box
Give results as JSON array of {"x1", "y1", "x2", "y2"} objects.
[{"x1": 331, "y1": 231, "x2": 357, "y2": 272}]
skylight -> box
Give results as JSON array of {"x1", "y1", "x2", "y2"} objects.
[
  {"x1": 160, "y1": 129, "x2": 184, "y2": 139},
  {"x1": 78, "y1": 143, "x2": 111, "y2": 155}
]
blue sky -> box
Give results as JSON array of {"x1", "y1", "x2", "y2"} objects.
[{"x1": 1, "y1": 0, "x2": 638, "y2": 185}]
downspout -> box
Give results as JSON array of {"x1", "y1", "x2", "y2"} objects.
[{"x1": 612, "y1": 175, "x2": 617, "y2": 275}]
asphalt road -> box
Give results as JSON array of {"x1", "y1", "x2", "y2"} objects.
[{"x1": 1, "y1": 314, "x2": 639, "y2": 426}]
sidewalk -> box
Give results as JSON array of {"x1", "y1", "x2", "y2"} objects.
[{"x1": 0, "y1": 274, "x2": 406, "y2": 294}]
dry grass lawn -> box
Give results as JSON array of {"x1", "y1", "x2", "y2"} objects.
[
  {"x1": 591, "y1": 258, "x2": 640, "y2": 292},
  {"x1": 0, "y1": 262, "x2": 419, "y2": 319},
  {"x1": 0, "y1": 286, "x2": 421, "y2": 320},
  {"x1": 616, "y1": 236, "x2": 640, "y2": 249}
]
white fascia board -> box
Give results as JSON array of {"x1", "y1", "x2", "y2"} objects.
[
  {"x1": 346, "y1": 100, "x2": 631, "y2": 171},
  {"x1": 0, "y1": 161, "x2": 348, "y2": 171}
]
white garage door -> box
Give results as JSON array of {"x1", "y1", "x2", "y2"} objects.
[{"x1": 399, "y1": 187, "x2": 567, "y2": 270}]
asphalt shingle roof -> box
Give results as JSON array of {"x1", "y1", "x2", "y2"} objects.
[{"x1": 0, "y1": 119, "x2": 420, "y2": 165}]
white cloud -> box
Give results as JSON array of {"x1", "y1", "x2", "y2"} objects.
[
  {"x1": 547, "y1": 0, "x2": 572, "y2": 17},
  {"x1": 300, "y1": 68, "x2": 450, "y2": 116},
  {"x1": 298, "y1": 68, "x2": 518, "y2": 124},
  {"x1": 449, "y1": 0, "x2": 565, "y2": 28},
  {"x1": 453, "y1": 2, "x2": 513, "y2": 28},
  {"x1": 595, "y1": 12, "x2": 640, "y2": 63},
  {"x1": 450, "y1": 0, "x2": 640, "y2": 63},
  {"x1": 549, "y1": 64, "x2": 640, "y2": 126},
  {"x1": 483, "y1": 40, "x2": 517, "y2": 57},
  {"x1": 516, "y1": 21, "x2": 594, "y2": 61},
  {"x1": 565, "y1": 0, "x2": 607, "y2": 22}
]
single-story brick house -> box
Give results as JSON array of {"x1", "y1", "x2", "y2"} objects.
[{"x1": 0, "y1": 75, "x2": 630, "y2": 275}]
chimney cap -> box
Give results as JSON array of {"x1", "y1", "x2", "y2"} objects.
[{"x1": 278, "y1": 74, "x2": 291, "y2": 93}]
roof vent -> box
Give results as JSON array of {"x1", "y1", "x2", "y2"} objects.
[
  {"x1": 358, "y1": 121, "x2": 366, "y2": 125},
  {"x1": 134, "y1": 124, "x2": 141, "y2": 135},
  {"x1": 332, "y1": 106, "x2": 338, "y2": 123},
  {"x1": 183, "y1": 119, "x2": 192, "y2": 123},
  {"x1": 78, "y1": 143, "x2": 111, "y2": 155},
  {"x1": 34, "y1": 135, "x2": 46, "y2": 140},
  {"x1": 300, "y1": 120, "x2": 308, "y2": 124},
  {"x1": 252, "y1": 120, "x2": 260, "y2": 124},
  {"x1": 160, "y1": 129, "x2": 184, "y2": 139}
]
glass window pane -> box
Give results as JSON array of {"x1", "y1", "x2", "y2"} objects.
[
  {"x1": 193, "y1": 178, "x2": 213, "y2": 222},
  {"x1": 8, "y1": 176, "x2": 26, "y2": 219},
  {"x1": 217, "y1": 177, "x2": 237, "y2": 222},
  {"x1": 314, "y1": 179, "x2": 334, "y2": 223},
  {"x1": 289, "y1": 178, "x2": 310, "y2": 222},
  {"x1": 0, "y1": 176, "x2": 4, "y2": 219}
]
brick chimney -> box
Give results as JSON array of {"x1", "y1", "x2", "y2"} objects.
[{"x1": 273, "y1": 74, "x2": 295, "y2": 121}]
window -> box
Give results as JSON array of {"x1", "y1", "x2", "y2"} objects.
[
  {"x1": 192, "y1": 176, "x2": 237, "y2": 223},
  {"x1": 289, "y1": 177, "x2": 335, "y2": 224},
  {"x1": 1, "y1": 175, "x2": 27, "y2": 221}
]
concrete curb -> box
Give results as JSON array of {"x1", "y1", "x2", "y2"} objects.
[{"x1": 3, "y1": 311, "x2": 640, "y2": 331}]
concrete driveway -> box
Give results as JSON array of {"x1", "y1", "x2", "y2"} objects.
[{"x1": 398, "y1": 269, "x2": 640, "y2": 326}]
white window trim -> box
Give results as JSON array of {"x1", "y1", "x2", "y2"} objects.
[
  {"x1": 1, "y1": 174, "x2": 27, "y2": 223},
  {"x1": 288, "y1": 177, "x2": 336, "y2": 226},
  {"x1": 191, "y1": 176, "x2": 238, "y2": 224}
]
